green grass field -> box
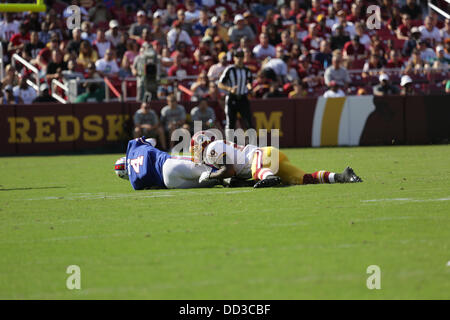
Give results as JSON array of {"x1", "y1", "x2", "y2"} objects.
[{"x1": 0, "y1": 145, "x2": 449, "y2": 299}]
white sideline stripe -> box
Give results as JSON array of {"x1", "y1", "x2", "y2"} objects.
[
  {"x1": 21, "y1": 189, "x2": 253, "y2": 201},
  {"x1": 361, "y1": 197, "x2": 450, "y2": 203}
]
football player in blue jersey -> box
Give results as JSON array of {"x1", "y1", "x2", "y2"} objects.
[{"x1": 114, "y1": 137, "x2": 219, "y2": 190}]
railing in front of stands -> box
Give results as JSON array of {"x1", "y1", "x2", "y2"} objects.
[
  {"x1": 11, "y1": 53, "x2": 41, "y2": 95},
  {"x1": 28, "y1": 66, "x2": 450, "y2": 104}
]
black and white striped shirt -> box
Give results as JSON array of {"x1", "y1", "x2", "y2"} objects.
[{"x1": 219, "y1": 65, "x2": 253, "y2": 96}]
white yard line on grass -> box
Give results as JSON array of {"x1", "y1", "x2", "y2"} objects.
[
  {"x1": 361, "y1": 197, "x2": 450, "y2": 203},
  {"x1": 20, "y1": 189, "x2": 253, "y2": 201}
]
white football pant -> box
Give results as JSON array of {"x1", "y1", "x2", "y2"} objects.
[{"x1": 162, "y1": 157, "x2": 216, "y2": 189}]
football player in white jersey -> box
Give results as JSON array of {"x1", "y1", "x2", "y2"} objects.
[{"x1": 191, "y1": 131, "x2": 363, "y2": 188}]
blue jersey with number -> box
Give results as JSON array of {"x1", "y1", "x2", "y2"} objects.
[{"x1": 125, "y1": 138, "x2": 170, "y2": 190}]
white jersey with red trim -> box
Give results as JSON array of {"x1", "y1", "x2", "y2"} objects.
[{"x1": 204, "y1": 140, "x2": 258, "y2": 178}]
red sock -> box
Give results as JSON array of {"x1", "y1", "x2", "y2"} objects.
[{"x1": 304, "y1": 171, "x2": 336, "y2": 184}]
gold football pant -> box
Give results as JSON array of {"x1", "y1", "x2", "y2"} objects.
[{"x1": 251, "y1": 147, "x2": 306, "y2": 185}]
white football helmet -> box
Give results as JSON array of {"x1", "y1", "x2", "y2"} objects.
[{"x1": 114, "y1": 157, "x2": 129, "y2": 180}]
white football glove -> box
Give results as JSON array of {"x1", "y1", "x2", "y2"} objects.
[{"x1": 199, "y1": 168, "x2": 212, "y2": 183}]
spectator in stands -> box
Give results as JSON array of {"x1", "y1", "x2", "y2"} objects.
[
  {"x1": 77, "y1": 40, "x2": 98, "y2": 70},
  {"x1": 207, "y1": 52, "x2": 227, "y2": 82},
  {"x1": 296, "y1": 54, "x2": 319, "y2": 84},
  {"x1": 46, "y1": 49, "x2": 67, "y2": 82},
  {"x1": 402, "y1": 26, "x2": 422, "y2": 57},
  {"x1": 441, "y1": 19, "x2": 450, "y2": 41},
  {"x1": 185, "y1": 0, "x2": 200, "y2": 24},
  {"x1": 400, "y1": 0, "x2": 422, "y2": 21},
  {"x1": 373, "y1": 74, "x2": 399, "y2": 96},
  {"x1": 315, "y1": 13, "x2": 332, "y2": 38},
  {"x1": 347, "y1": 2, "x2": 363, "y2": 23},
  {"x1": 332, "y1": 10, "x2": 355, "y2": 38},
  {"x1": 302, "y1": 24, "x2": 323, "y2": 53},
  {"x1": 324, "y1": 51, "x2": 350, "y2": 87},
  {"x1": 2, "y1": 64, "x2": 19, "y2": 88},
  {"x1": 160, "y1": 94, "x2": 189, "y2": 148},
  {"x1": 62, "y1": 59, "x2": 84, "y2": 83},
  {"x1": 151, "y1": 19, "x2": 167, "y2": 46},
  {"x1": 243, "y1": 47, "x2": 260, "y2": 74},
  {"x1": 8, "y1": 23, "x2": 29, "y2": 55},
  {"x1": 0, "y1": 13, "x2": 20, "y2": 43},
  {"x1": 311, "y1": 0, "x2": 327, "y2": 17},
  {"x1": 275, "y1": 4, "x2": 295, "y2": 30},
  {"x1": 167, "y1": 52, "x2": 192, "y2": 78},
  {"x1": 431, "y1": 46, "x2": 450, "y2": 70},
  {"x1": 396, "y1": 14, "x2": 413, "y2": 41},
  {"x1": 419, "y1": 16, "x2": 442, "y2": 47},
  {"x1": 354, "y1": 22, "x2": 371, "y2": 49},
  {"x1": 343, "y1": 35, "x2": 367, "y2": 61},
  {"x1": 262, "y1": 54, "x2": 290, "y2": 84},
  {"x1": 251, "y1": 70, "x2": 270, "y2": 98},
  {"x1": 228, "y1": 14, "x2": 255, "y2": 44},
  {"x1": 416, "y1": 39, "x2": 436, "y2": 63},
  {"x1": 156, "y1": 79, "x2": 175, "y2": 101},
  {"x1": 312, "y1": 39, "x2": 332, "y2": 69},
  {"x1": 190, "y1": 97, "x2": 217, "y2": 130},
  {"x1": 362, "y1": 53, "x2": 383, "y2": 78},
  {"x1": 13, "y1": 75, "x2": 36, "y2": 104},
  {"x1": 386, "y1": 49, "x2": 405, "y2": 68},
  {"x1": 323, "y1": 80, "x2": 345, "y2": 98},
  {"x1": 446, "y1": 79, "x2": 450, "y2": 94},
  {"x1": 288, "y1": 80, "x2": 309, "y2": 98},
  {"x1": 129, "y1": 10, "x2": 151, "y2": 41},
  {"x1": 95, "y1": 49, "x2": 119, "y2": 78},
  {"x1": 32, "y1": 83, "x2": 57, "y2": 103},
  {"x1": 330, "y1": 25, "x2": 350, "y2": 51},
  {"x1": 93, "y1": 29, "x2": 111, "y2": 59},
  {"x1": 405, "y1": 48, "x2": 425, "y2": 71},
  {"x1": 445, "y1": 41, "x2": 450, "y2": 60},
  {"x1": 190, "y1": 72, "x2": 209, "y2": 101},
  {"x1": 25, "y1": 31, "x2": 45, "y2": 62},
  {"x1": 163, "y1": 1, "x2": 178, "y2": 28},
  {"x1": 35, "y1": 33, "x2": 58, "y2": 70},
  {"x1": 66, "y1": 28, "x2": 82, "y2": 56},
  {"x1": 38, "y1": 21, "x2": 50, "y2": 45},
  {"x1": 253, "y1": 33, "x2": 276, "y2": 60},
  {"x1": 75, "y1": 83, "x2": 104, "y2": 103},
  {"x1": 133, "y1": 101, "x2": 167, "y2": 150},
  {"x1": 205, "y1": 82, "x2": 224, "y2": 109},
  {"x1": 263, "y1": 81, "x2": 286, "y2": 99},
  {"x1": 81, "y1": 21, "x2": 96, "y2": 44},
  {"x1": 167, "y1": 20, "x2": 193, "y2": 51},
  {"x1": 2, "y1": 85, "x2": 22, "y2": 104},
  {"x1": 137, "y1": 27, "x2": 152, "y2": 47},
  {"x1": 386, "y1": 5, "x2": 403, "y2": 32},
  {"x1": 400, "y1": 75, "x2": 420, "y2": 95},
  {"x1": 105, "y1": 20, "x2": 121, "y2": 47},
  {"x1": 175, "y1": 9, "x2": 194, "y2": 36},
  {"x1": 210, "y1": 16, "x2": 229, "y2": 43},
  {"x1": 121, "y1": 39, "x2": 139, "y2": 72},
  {"x1": 88, "y1": 1, "x2": 111, "y2": 26},
  {"x1": 218, "y1": 9, "x2": 232, "y2": 30}
]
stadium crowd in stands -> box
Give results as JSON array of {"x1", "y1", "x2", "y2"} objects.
[{"x1": 0, "y1": 0, "x2": 449, "y2": 107}]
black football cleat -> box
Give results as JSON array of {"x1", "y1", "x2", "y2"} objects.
[
  {"x1": 253, "y1": 175, "x2": 282, "y2": 188},
  {"x1": 227, "y1": 177, "x2": 258, "y2": 188},
  {"x1": 341, "y1": 167, "x2": 363, "y2": 183}
]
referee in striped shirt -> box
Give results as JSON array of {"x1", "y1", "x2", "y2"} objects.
[{"x1": 218, "y1": 48, "x2": 254, "y2": 133}]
